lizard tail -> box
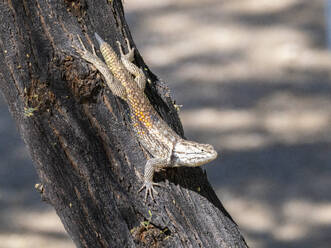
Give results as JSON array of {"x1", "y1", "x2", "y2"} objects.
[{"x1": 95, "y1": 32, "x2": 105, "y2": 46}]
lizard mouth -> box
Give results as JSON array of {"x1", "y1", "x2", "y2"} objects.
[
  {"x1": 210, "y1": 150, "x2": 218, "y2": 161},
  {"x1": 198, "y1": 150, "x2": 218, "y2": 165}
]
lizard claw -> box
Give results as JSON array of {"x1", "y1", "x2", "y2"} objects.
[
  {"x1": 124, "y1": 38, "x2": 134, "y2": 52},
  {"x1": 73, "y1": 34, "x2": 86, "y2": 55},
  {"x1": 117, "y1": 39, "x2": 135, "y2": 62},
  {"x1": 91, "y1": 44, "x2": 97, "y2": 56},
  {"x1": 72, "y1": 35, "x2": 88, "y2": 56},
  {"x1": 124, "y1": 38, "x2": 135, "y2": 61},
  {"x1": 138, "y1": 181, "x2": 161, "y2": 202},
  {"x1": 116, "y1": 41, "x2": 124, "y2": 55}
]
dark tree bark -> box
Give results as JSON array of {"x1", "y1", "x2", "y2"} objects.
[{"x1": 0, "y1": 0, "x2": 248, "y2": 247}]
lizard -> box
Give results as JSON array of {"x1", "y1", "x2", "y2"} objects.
[{"x1": 74, "y1": 33, "x2": 218, "y2": 201}]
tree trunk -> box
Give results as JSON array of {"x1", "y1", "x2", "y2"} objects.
[{"x1": 0, "y1": 0, "x2": 248, "y2": 247}]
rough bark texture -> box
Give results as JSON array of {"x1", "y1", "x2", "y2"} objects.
[{"x1": 0, "y1": 0, "x2": 248, "y2": 247}]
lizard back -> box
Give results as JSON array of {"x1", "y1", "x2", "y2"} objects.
[{"x1": 99, "y1": 41, "x2": 180, "y2": 161}]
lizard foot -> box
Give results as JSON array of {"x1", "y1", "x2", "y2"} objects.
[
  {"x1": 73, "y1": 35, "x2": 97, "y2": 56},
  {"x1": 72, "y1": 34, "x2": 88, "y2": 56},
  {"x1": 116, "y1": 38, "x2": 135, "y2": 62},
  {"x1": 138, "y1": 181, "x2": 161, "y2": 202}
]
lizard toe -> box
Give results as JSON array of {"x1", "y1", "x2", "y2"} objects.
[{"x1": 138, "y1": 182, "x2": 161, "y2": 202}]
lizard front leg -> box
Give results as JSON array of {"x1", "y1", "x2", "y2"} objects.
[{"x1": 138, "y1": 158, "x2": 168, "y2": 201}]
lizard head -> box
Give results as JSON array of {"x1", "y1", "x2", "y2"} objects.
[{"x1": 172, "y1": 140, "x2": 218, "y2": 167}]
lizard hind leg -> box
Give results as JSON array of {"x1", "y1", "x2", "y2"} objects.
[
  {"x1": 117, "y1": 39, "x2": 147, "y2": 90},
  {"x1": 73, "y1": 35, "x2": 127, "y2": 100}
]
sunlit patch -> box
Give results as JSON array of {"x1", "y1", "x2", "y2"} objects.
[
  {"x1": 226, "y1": 0, "x2": 300, "y2": 14},
  {"x1": 283, "y1": 200, "x2": 331, "y2": 226},
  {"x1": 223, "y1": 197, "x2": 275, "y2": 233},
  {"x1": 0, "y1": 209, "x2": 71, "y2": 247}
]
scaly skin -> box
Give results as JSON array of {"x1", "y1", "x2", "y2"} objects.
[{"x1": 74, "y1": 33, "x2": 218, "y2": 201}]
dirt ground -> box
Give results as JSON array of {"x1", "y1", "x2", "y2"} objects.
[{"x1": 1, "y1": 0, "x2": 331, "y2": 247}]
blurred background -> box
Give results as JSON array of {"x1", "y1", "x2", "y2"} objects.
[{"x1": 1, "y1": 0, "x2": 331, "y2": 247}]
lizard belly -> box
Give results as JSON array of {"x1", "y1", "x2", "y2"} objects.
[{"x1": 131, "y1": 114, "x2": 176, "y2": 163}]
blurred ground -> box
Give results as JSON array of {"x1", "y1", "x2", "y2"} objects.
[{"x1": 1, "y1": 0, "x2": 331, "y2": 247}]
